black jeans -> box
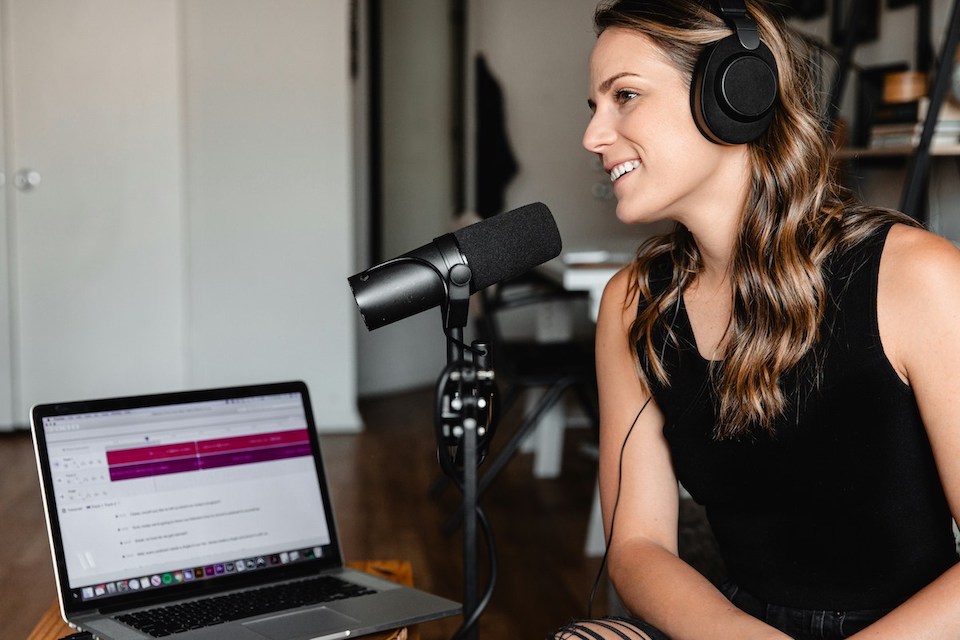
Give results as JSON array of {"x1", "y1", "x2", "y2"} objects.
[
  {"x1": 553, "y1": 584, "x2": 890, "y2": 639},
  {"x1": 718, "y1": 582, "x2": 891, "y2": 640}
]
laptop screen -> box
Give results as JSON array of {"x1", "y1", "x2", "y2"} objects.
[{"x1": 32, "y1": 382, "x2": 339, "y2": 609}]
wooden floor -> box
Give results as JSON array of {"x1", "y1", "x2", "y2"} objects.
[{"x1": 0, "y1": 387, "x2": 616, "y2": 639}]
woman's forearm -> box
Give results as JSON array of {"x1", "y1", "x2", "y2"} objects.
[
  {"x1": 609, "y1": 538, "x2": 790, "y2": 640},
  {"x1": 849, "y1": 562, "x2": 960, "y2": 639}
]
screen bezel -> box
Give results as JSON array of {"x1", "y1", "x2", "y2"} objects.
[{"x1": 30, "y1": 380, "x2": 345, "y2": 616}]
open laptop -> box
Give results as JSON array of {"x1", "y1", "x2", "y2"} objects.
[{"x1": 31, "y1": 380, "x2": 460, "y2": 639}]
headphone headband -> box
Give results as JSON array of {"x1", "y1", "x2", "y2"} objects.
[{"x1": 711, "y1": 0, "x2": 761, "y2": 50}]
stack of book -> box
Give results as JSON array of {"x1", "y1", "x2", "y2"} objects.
[{"x1": 869, "y1": 96, "x2": 960, "y2": 149}]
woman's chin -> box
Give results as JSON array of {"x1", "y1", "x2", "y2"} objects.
[{"x1": 614, "y1": 200, "x2": 652, "y2": 225}]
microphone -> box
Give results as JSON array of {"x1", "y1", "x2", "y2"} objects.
[{"x1": 348, "y1": 202, "x2": 561, "y2": 330}]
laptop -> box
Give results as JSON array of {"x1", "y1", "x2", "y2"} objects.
[{"x1": 31, "y1": 380, "x2": 460, "y2": 639}]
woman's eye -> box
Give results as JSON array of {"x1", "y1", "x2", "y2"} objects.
[{"x1": 614, "y1": 88, "x2": 639, "y2": 104}]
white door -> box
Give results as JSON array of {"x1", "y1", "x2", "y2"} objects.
[
  {"x1": 4, "y1": 0, "x2": 185, "y2": 423},
  {"x1": 0, "y1": 5, "x2": 13, "y2": 428}
]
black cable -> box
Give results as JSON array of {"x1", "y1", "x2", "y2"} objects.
[
  {"x1": 585, "y1": 273, "x2": 683, "y2": 618},
  {"x1": 449, "y1": 501, "x2": 497, "y2": 640},
  {"x1": 443, "y1": 326, "x2": 485, "y2": 357},
  {"x1": 587, "y1": 397, "x2": 651, "y2": 618}
]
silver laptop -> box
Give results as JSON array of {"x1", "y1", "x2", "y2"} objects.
[{"x1": 31, "y1": 380, "x2": 460, "y2": 639}]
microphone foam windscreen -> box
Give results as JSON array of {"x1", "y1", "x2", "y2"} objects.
[{"x1": 453, "y1": 202, "x2": 562, "y2": 291}]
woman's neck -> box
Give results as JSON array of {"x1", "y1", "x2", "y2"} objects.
[
  {"x1": 678, "y1": 149, "x2": 750, "y2": 280},
  {"x1": 687, "y1": 213, "x2": 738, "y2": 286}
]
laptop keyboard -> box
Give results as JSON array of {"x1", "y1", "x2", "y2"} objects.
[{"x1": 114, "y1": 575, "x2": 376, "y2": 637}]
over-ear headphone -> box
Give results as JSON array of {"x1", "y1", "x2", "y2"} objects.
[{"x1": 691, "y1": 0, "x2": 779, "y2": 144}]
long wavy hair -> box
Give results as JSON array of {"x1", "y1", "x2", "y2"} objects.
[{"x1": 594, "y1": 0, "x2": 919, "y2": 438}]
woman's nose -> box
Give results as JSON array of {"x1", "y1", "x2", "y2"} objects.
[{"x1": 582, "y1": 110, "x2": 615, "y2": 154}]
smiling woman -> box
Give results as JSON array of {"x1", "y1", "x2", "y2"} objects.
[{"x1": 549, "y1": 1, "x2": 960, "y2": 639}]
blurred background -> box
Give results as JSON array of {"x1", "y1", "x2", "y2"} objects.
[{"x1": 1, "y1": 0, "x2": 958, "y2": 637}]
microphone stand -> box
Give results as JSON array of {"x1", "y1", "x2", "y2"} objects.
[
  {"x1": 448, "y1": 326, "x2": 480, "y2": 640},
  {"x1": 433, "y1": 249, "x2": 498, "y2": 640}
]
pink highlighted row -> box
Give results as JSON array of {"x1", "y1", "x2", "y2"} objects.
[{"x1": 106, "y1": 429, "x2": 309, "y2": 466}]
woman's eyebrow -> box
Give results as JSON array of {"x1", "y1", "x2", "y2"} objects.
[{"x1": 598, "y1": 71, "x2": 641, "y2": 94}]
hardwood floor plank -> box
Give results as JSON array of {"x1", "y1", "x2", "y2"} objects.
[{"x1": 0, "y1": 431, "x2": 59, "y2": 640}]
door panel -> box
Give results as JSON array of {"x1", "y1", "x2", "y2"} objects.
[
  {"x1": 6, "y1": 0, "x2": 185, "y2": 418},
  {"x1": 0, "y1": 5, "x2": 12, "y2": 428}
]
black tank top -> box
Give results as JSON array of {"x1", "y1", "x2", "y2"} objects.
[{"x1": 640, "y1": 223, "x2": 958, "y2": 610}]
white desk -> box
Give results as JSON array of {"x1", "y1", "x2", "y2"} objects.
[{"x1": 538, "y1": 255, "x2": 626, "y2": 323}]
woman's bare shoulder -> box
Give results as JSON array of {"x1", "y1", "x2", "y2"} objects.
[
  {"x1": 882, "y1": 223, "x2": 960, "y2": 295},
  {"x1": 879, "y1": 223, "x2": 960, "y2": 380}
]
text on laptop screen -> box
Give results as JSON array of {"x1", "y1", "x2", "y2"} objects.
[{"x1": 41, "y1": 391, "x2": 332, "y2": 600}]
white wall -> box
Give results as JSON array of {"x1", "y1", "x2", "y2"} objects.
[
  {"x1": 184, "y1": 0, "x2": 361, "y2": 431},
  {"x1": 355, "y1": 0, "x2": 455, "y2": 396},
  {"x1": 468, "y1": 0, "x2": 667, "y2": 257}
]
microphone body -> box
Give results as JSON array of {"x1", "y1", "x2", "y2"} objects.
[
  {"x1": 350, "y1": 238, "x2": 461, "y2": 331},
  {"x1": 348, "y1": 202, "x2": 561, "y2": 330}
]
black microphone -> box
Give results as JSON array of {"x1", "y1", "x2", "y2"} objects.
[{"x1": 348, "y1": 202, "x2": 561, "y2": 330}]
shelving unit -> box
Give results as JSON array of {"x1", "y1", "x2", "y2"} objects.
[
  {"x1": 836, "y1": 144, "x2": 960, "y2": 159},
  {"x1": 898, "y1": 0, "x2": 960, "y2": 217},
  {"x1": 833, "y1": 0, "x2": 960, "y2": 220}
]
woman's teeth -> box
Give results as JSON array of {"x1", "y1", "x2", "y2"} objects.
[{"x1": 609, "y1": 160, "x2": 640, "y2": 182}]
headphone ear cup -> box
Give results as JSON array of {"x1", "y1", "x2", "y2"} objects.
[{"x1": 691, "y1": 35, "x2": 779, "y2": 144}]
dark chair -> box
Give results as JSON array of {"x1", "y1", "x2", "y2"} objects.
[{"x1": 432, "y1": 271, "x2": 599, "y2": 531}]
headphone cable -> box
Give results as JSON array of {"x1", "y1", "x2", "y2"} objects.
[{"x1": 587, "y1": 396, "x2": 651, "y2": 618}]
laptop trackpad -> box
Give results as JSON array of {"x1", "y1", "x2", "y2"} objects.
[{"x1": 244, "y1": 606, "x2": 361, "y2": 639}]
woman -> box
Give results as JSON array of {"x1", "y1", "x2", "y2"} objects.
[{"x1": 555, "y1": 1, "x2": 960, "y2": 638}]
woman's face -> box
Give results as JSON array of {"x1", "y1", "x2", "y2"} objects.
[{"x1": 583, "y1": 27, "x2": 740, "y2": 227}]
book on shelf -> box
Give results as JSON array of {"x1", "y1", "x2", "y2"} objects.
[
  {"x1": 869, "y1": 124, "x2": 960, "y2": 148},
  {"x1": 868, "y1": 98, "x2": 960, "y2": 148},
  {"x1": 869, "y1": 130, "x2": 960, "y2": 148},
  {"x1": 871, "y1": 96, "x2": 960, "y2": 125}
]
